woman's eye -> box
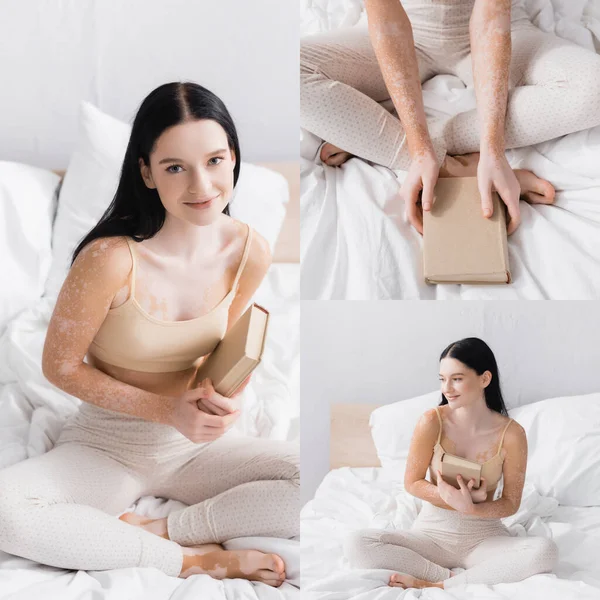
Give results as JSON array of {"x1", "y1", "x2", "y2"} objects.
[
  {"x1": 208, "y1": 157, "x2": 224, "y2": 166},
  {"x1": 166, "y1": 165, "x2": 183, "y2": 174}
]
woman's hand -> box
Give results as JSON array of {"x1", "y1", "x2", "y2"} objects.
[
  {"x1": 169, "y1": 386, "x2": 239, "y2": 443},
  {"x1": 436, "y1": 471, "x2": 475, "y2": 514},
  {"x1": 402, "y1": 150, "x2": 440, "y2": 235},
  {"x1": 477, "y1": 152, "x2": 521, "y2": 235},
  {"x1": 195, "y1": 377, "x2": 250, "y2": 415},
  {"x1": 468, "y1": 477, "x2": 488, "y2": 503}
]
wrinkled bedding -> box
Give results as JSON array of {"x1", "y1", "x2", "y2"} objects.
[
  {"x1": 301, "y1": 468, "x2": 600, "y2": 599},
  {"x1": 301, "y1": 0, "x2": 600, "y2": 300}
]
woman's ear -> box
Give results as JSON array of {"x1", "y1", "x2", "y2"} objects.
[
  {"x1": 230, "y1": 148, "x2": 236, "y2": 169},
  {"x1": 139, "y1": 158, "x2": 156, "y2": 189},
  {"x1": 481, "y1": 370, "x2": 492, "y2": 388}
]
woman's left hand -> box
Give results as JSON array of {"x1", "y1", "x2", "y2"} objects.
[
  {"x1": 477, "y1": 152, "x2": 521, "y2": 235},
  {"x1": 196, "y1": 378, "x2": 238, "y2": 416},
  {"x1": 436, "y1": 471, "x2": 475, "y2": 514},
  {"x1": 195, "y1": 376, "x2": 251, "y2": 415}
]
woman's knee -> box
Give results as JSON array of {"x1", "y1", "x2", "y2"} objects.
[
  {"x1": 343, "y1": 529, "x2": 382, "y2": 568},
  {"x1": 530, "y1": 537, "x2": 559, "y2": 573},
  {"x1": 0, "y1": 482, "x2": 32, "y2": 550}
]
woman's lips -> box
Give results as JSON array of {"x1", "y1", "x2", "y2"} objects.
[{"x1": 184, "y1": 195, "x2": 219, "y2": 210}]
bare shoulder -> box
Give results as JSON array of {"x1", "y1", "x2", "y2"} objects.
[
  {"x1": 416, "y1": 408, "x2": 441, "y2": 437},
  {"x1": 71, "y1": 236, "x2": 132, "y2": 286},
  {"x1": 231, "y1": 220, "x2": 271, "y2": 275},
  {"x1": 504, "y1": 419, "x2": 527, "y2": 447}
]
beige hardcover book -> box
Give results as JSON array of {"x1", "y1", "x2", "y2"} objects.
[
  {"x1": 423, "y1": 177, "x2": 511, "y2": 284},
  {"x1": 441, "y1": 453, "x2": 482, "y2": 489},
  {"x1": 194, "y1": 304, "x2": 269, "y2": 397}
]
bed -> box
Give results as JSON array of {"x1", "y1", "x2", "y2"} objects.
[
  {"x1": 0, "y1": 135, "x2": 300, "y2": 598},
  {"x1": 301, "y1": 399, "x2": 600, "y2": 599},
  {"x1": 300, "y1": 0, "x2": 600, "y2": 300}
]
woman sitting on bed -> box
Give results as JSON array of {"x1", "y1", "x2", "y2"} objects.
[
  {"x1": 0, "y1": 82, "x2": 299, "y2": 586},
  {"x1": 301, "y1": 0, "x2": 600, "y2": 234},
  {"x1": 345, "y1": 337, "x2": 558, "y2": 590}
]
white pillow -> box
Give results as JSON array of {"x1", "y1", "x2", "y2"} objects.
[
  {"x1": 0, "y1": 162, "x2": 60, "y2": 331},
  {"x1": 370, "y1": 390, "x2": 440, "y2": 473},
  {"x1": 45, "y1": 101, "x2": 289, "y2": 299},
  {"x1": 511, "y1": 393, "x2": 600, "y2": 507}
]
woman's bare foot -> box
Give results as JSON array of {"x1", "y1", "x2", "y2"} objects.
[
  {"x1": 320, "y1": 142, "x2": 353, "y2": 166},
  {"x1": 440, "y1": 152, "x2": 555, "y2": 205},
  {"x1": 388, "y1": 572, "x2": 443, "y2": 589},
  {"x1": 180, "y1": 548, "x2": 286, "y2": 587},
  {"x1": 119, "y1": 512, "x2": 169, "y2": 539}
]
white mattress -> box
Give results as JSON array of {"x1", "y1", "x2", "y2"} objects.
[
  {"x1": 300, "y1": 0, "x2": 600, "y2": 300},
  {"x1": 301, "y1": 467, "x2": 600, "y2": 599},
  {"x1": 0, "y1": 263, "x2": 300, "y2": 600}
]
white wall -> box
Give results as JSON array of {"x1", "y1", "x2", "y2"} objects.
[
  {"x1": 301, "y1": 301, "x2": 600, "y2": 504},
  {"x1": 0, "y1": 0, "x2": 298, "y2": 169}
]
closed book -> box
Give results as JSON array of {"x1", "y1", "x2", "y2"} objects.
[
  {"x1": 194, "y1": 303, "x2": 269, "y2": 397},
  {"x1": 423, "y1": 177, "x2": 511, "y2": 284},
  {"x1": 441, "y1": 453, "x2": 482, "y2": 489}
]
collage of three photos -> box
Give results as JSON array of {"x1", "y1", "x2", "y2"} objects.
[{"x1": 1, "y1": 1, "x2": 600, "y2": 599}]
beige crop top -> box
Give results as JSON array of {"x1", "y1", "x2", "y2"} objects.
[
  {"x1": 430, "y1": 407, "x2": 513, "y2": 493},
  {"x1": 88, "y1": 225, "x2": 253, "y2": 373}
]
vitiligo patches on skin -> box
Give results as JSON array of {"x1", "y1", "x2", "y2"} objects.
[
  {"x1": 469, "y1": 0, "x2": 512, "y2": 154},
  {"x1": 179, "y1": 550, "x2": 285, "y2": 585},
  {"x1": 366, "y1": 0, "x2": 434, "y2": 160}
]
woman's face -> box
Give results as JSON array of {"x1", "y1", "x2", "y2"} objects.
[
  {"x1": 438, "y1": 357, "x2": 491, "y2": 407},
  {"x1": 140, "y1": 119, "x2": 236, "y2": 226}
]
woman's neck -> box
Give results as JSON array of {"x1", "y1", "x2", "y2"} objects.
[
  {"x1": 146, "y1": 215, "x2": 224, "y2": 261},
  {"x1": 447, "y1": 398, "x2": 494, "y2": 434}
]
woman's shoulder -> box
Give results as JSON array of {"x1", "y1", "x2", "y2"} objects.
[
  {"x1": 72, "y1": 236, "x2": 133, "y2": 283},
  {"x1": 228, "y1": 218, "x2": 272, "y2": 273},
  {"x1": 418, "y1": 407, "x2": 442, "y2": 435},
  {"x1": 503, "y1": 417, "x2": 526, "y2": 443}
]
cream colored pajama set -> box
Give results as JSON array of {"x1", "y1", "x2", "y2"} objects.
[
  {"x1": 0, "y1": 226, "x2": 300, "y2": 577},
  {"x1": 344, "y1": 408, "x2": 558, "y2": 587}
]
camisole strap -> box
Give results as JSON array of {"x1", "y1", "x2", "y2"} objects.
[
  {"x1": 232, "y1": 224, "x2": 253, "y2": 289},
  {"x1": 124, "y1": 237, "x2": 138, "y2": 296},
  {"x1": 434, "y1": 406, "x2": 443, "y2": 444},
  {"x1": 498, "y1": 418, "x2": 514, "y2": 449}
]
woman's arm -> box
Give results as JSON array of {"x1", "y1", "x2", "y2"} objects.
[
  {"x1": 42, "y1": 237, "x2": 178, "y2": 425},
  {"x1": 365, "y1": 0, "x2": 441, "y2": 232},
  {"x1": 470, "y1": 0, "x2": 512, "y2": 157},
  {"x1": 404, "y1": 410, "x2": 455, "y2": 510},
  {"x1": 365, "y1": 0, "x2": 433, "y2": 161},
  {"x1": 467, "y1": 421, "x2": 527, "y2": 519},
  {"x1": 470, "y1": 0, "x2": 522, "y2": 233}
]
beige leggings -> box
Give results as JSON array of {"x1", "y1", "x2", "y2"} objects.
[
  {"x1": 301, "y1": 17, "x2": 600, "y2": 170},
  {"x1": 344, "y1": 503, "x2": 558, "y2": 588},
  {"x1": 0, "y1": 402, "x2": 300, "y2": 577}
]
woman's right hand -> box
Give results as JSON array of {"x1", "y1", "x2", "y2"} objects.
[
  {"x1": 468, "y1": 477, "x2": 488, "y2": 503},
  {"x1": 168, "y1": 388, "x2": 240, "y2": 444},
  {"x1": 402, "y1": 150, "x2": 440, "y2": 234}
]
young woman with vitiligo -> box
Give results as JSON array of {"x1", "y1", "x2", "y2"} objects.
[
  {"x1": 344, "y1": 338, "x2": 557, "y2": 589},
  {"x1": 0, "y1": 82, "x2": 299, "y2": 586}
]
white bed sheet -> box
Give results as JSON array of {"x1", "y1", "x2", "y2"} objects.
[
  {"x1": 301, "y1": 467, "x2": 600, "y2": 599},
  {"x1": 0, "y1": 263, "x2": 300, "y2": 600},
  {"x1": 300, "y1": 0, "x2": 600, "y2": 300}
]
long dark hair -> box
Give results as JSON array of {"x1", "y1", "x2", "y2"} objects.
[
  {"x1": 71, "y1": 81, "x2": 241, "y2": 264},
  {"x1": 438, "y1": 337, "x2": 508, "y2": 416}
]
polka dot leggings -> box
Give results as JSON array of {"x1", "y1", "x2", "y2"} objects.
[
  {"x1": 0, "y1": 404, "x2": 300, "y2": 577},
  {"x1": 301, "y1": 12, "x2": 600, "y2": 170}
]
